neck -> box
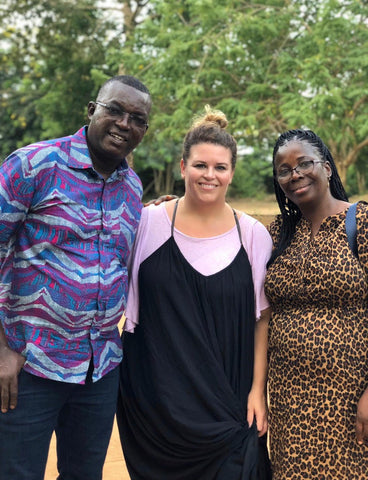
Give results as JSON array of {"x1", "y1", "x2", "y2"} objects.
[
  {"x1": 300, "y1": 194, "x2": 350, "y2": 236},
  {"x1": 91, "y1": 159, "x2": 118, "y2": 180},
  {"x1": 86, "y1": 138, "x2": 122, "y2": 180},
  {"x1": 172, "y1": 195, "x2": 234, "y2": 237},
  {"x1": 180, "y1": 195, "x2": 228, "y2": 219}
]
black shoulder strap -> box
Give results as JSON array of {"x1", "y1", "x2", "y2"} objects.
[
  {"x1": 345, "y1": 202, "x2": 358, "y2": 258},
  {"x1": 232, "y1": 209, "x2": 243, "y2": 246},
  {"x1": 171, "y1": 198, "x2": 180, "y2": 236}
]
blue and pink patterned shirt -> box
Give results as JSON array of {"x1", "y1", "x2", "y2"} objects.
[{"x1": 0, "y1": 127, "x2": 142, "y2": 383}]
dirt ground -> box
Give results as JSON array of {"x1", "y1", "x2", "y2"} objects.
[
  {"x1": 228, "y1": 195, "x2": 280, "y2": 226},
  {"x1": 44, "y1": 193, "x2": 367, "y2": 479},
  {"x1": 228, "y1": 193, "x2": 368, "y2": 226}
]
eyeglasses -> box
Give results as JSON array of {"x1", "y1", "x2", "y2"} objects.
[
  {"x1": 95, "y1": 101, "x2": 149, "y2": 129},
  {"x1": 276, "y1": 159, "x2": 325, "y2": 183}
]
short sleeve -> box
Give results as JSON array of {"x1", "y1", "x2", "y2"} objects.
[{"x1": 240, "y1": 215, "x2": 273, "y2": 319}]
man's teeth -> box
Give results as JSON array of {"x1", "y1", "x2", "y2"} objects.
[{"x1": 110, "y1": 133, "x2": 125, "y2": 141}]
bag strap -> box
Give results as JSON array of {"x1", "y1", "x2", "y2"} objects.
[{"x1": 345, "y1": 202, "x2": 358, "y2": 258}]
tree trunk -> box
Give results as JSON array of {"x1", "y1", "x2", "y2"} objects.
[
  {"x1": 337, "y1": 163, "x2": 347, "y2": 186},
  {"x1": 357, "y1": 171, "x2": 366, "y2": 194},
  {"x1": 164, "y1": 162, "x2": 175, "y2": 195}
]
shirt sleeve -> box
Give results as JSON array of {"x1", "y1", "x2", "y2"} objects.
[
  {"x1": 240, "y1": 214, "x2": 273, "y2": 319},
  {"x1": 0, "y1": 152, "x2": 35, "y2": 318},
  {"x1": 0, "y1": 152, "x2": 35, "y2": 251}
]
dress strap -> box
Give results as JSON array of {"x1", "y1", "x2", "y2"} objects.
[
  {"x1": 233, "y1": 209, "x2": 243, "y2": 246},
  {"x1": 171, "y1": 198, "x2": 180, "y2": 236}
]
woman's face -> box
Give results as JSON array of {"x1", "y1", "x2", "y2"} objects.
[
  {"x1": 180, "y1": 143, "x2": 234, "y2": 204},
  {"x1": 274, "y1": 140, "x2": 332, "y2": 209}
]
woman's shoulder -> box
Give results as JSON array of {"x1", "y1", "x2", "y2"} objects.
[
  {"x1": 137, "y1": 202, "x2": 171, "y2": 241},
  {"x1": 134, "y1": 202, "x2": 172, "y2": 260},
  {"x1": 237, "y1": 210, "x2": 266, "y2": 231},
  {"x1": 356, "y1": 200, "x2": 368, "y2": 215},
  {"x1": 237, "y1": 210, "x2": 273, "y2": 245},
  {"x1": 356, "y1": 200, "x2": 368, "y2": 232},
  {"x1": 235, "y1": 209, "x2": 263, "y2": 226},
  {"x1": 142, "y1": 201, "x2": 169, "y2": 220}
]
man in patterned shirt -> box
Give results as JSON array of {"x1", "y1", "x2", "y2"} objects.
[{"x1": 0, "y1": 75, "x2": 151, "y2": 479}]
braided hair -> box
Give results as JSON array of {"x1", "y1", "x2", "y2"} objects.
[{"x1": 267, "y1": 129, "x2": 348, "y2": 267}]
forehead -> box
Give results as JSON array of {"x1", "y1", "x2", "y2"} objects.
[
  {"x1": 189, "y1": 143, "x2": 232, "y2": 162},
  {"x1": 275, "y1": 139, "x2": 317, "y2": 165},
  {"x1": 99, "y1": 81, "x2": 151, "y2": 115}
]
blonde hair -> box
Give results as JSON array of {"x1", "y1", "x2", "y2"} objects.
[
  {"x1": 182, "y1": 105, "x2": 237, "y2": 168},
  {"x1": 191, "y1": 105, "x2": 228, "y2": 130}
]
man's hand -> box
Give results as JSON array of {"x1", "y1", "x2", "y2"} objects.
[
  {"x1": 356, "y1": 387, "x2": 368, "y2": 446},
  {"x1": 144, "y1": 194, "x2": 178, "y2": 207},
  {"x1": 0, "y1": 345, "x2": 25, "y2": 413}
]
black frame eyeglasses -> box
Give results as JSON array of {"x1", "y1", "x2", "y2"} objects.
[
  {"x1": 277, "y1": 159, "x2": 325, "y2": 184},
  {"x1": 95, "y1": 101, "x2": 149, "y2": 129}
]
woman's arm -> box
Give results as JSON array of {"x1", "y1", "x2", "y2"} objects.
[
  {"x1": 356, "y1": 387, "x2": 368, "y2": 445},
  {"x1": 247, "y1": 307, "x2": 270, "y2": 436}
]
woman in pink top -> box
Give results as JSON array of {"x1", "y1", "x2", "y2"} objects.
[{"x1": 117, "y1": 106, "x2": 272, "y2": 479}]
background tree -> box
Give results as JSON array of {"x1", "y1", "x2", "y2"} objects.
[
  {"x1": 0, "y1": 0, "x2": 110, "y2": 153},
  {"x1": 276, "y1": 0, "x2": 368, "y2": 184},
  {"x1": 0, "y1": 0, "x2": 149, "y2": 154},
  {"x1": 1, "y1": 0, "x2": 367, "y2": 197},
  {"x1": 109, "y1": 0, "x2": 368, "y2": 194}
]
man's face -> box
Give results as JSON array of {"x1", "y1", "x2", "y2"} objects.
[{"x1": 87, "y1": 81, "x2": 151, "y2": 175}]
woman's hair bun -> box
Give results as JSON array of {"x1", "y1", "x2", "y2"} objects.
[{"x1": 191, "y1": 104, "x2": 228, "y2": 130}]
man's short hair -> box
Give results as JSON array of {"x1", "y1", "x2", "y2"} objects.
[{"x1": 99, "y1": 75, "x2": 150, "y2": 96}]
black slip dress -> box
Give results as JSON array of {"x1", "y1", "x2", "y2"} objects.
[{"x1": 117, "y1": 201, "x2": 263, "y2": 479}]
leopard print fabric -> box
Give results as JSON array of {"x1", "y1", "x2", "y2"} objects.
[{"x1": 265, "y1": 201, "x2": 368, "y2": 479}]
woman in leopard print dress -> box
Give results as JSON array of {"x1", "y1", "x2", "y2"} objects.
[{"x1": 264, "y1": 129, "x2": 368, "y2": 479}]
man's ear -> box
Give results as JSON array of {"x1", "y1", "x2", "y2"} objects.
[{"x1": 87, "y1": 101, "x2": 96, "y2": 120}]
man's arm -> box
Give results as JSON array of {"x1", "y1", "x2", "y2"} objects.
[
  {"x1": 0, "y1": 154, "x2": 36, "y2": 413},
  {"x1": 0, "y1": 324, "x2": 25, "y2": 413}
]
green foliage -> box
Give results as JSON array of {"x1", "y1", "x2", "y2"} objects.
[
  {"x1": 349, "y1": 146, "x2": 368, "y2": 195},
  {"x1": 108, "y1": 0, "x2": 368, "y2": 191},
  {"x1": 229, "y1": 150, "x2": 274, "y2": 199},
  {"x1": 0, "y1": 0, "x2": 119, "y2": 158},
  {"x1": 0, "y1": 0, "x2": 367, "y2": 197}
]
